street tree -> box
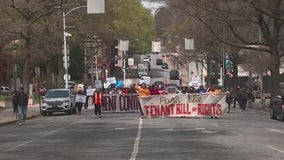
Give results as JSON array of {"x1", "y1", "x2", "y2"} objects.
[
  {"x1": 70, "y1": 0, "x2": 155, "y2": 54},
  {"x1": 0, "y1": 0, "x2": 61, "y2": 91},
  {"x1": 167, "y1": 0, "x2": 284, "y2": 97}
]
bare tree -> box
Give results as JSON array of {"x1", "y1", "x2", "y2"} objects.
[{"x1": 167, "y1": 0, "x2": 284, "y2": 97}]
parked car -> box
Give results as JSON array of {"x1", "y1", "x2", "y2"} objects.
[
  {"x1": 270, "y1": 95, "x2": 284, "y2": 121},
  {"x1": 270, "y1": 83, "x2": 284, "y2": 121},
  {"x1": 161, "y1": 63, "x2": 168, "y2": 69},
  {"x1": 40, "y1": 88, "x2": 75, "y2": 116},
  {"x1": 156, "y1": 59, "x2": 163, "y2": 65},
  {"x1": 170, "y1": 69, "x2": 179, "y2": 80},
  {"x1": 1, "y1": 86, "x2": 12, "y2": 93}
]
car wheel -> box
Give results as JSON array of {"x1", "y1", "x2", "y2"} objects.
[
  {"x1": 270, "y1": 108, "x2": 277, "y2": 120},
  {"x1": 280, "y1": 110, "x2": 284, "y2": 121},
  {"x1": 41, "y1": 111, "x2": 47, "y2": 116}
]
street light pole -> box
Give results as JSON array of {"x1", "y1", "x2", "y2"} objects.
[
  {"x1": 119, "y1": 40, "x2": 129, "y2": 82},
  {"x1": 62, "y1": 6, "x2": 87, "y2": 89},
  {"x1": 63, "y1": 11, "x2": 68, "y2": 89}
]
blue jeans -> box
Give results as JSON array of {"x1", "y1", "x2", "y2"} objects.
[{"x1": 17, "y1": 105, "x2": 27, "y2": 124}]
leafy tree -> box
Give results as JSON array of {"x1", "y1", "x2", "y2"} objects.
[
  {"x1": 71, "y1": 0, "x2": 156, "y2": 54},
  {"x1": 0, "y1": 0, "x2": 156, "y2": 89}
]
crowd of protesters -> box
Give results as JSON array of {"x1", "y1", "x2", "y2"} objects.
[{"x1": 71, "y1": 82, "x2": 256, "y2": 117}]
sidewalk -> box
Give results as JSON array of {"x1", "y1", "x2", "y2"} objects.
[{"x1": 0, "y1": 104, "x2": 40, "y2": 126}]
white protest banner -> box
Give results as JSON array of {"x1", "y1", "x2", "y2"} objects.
[
  {"x1": 139, "y1": 93, "x2": 226, "y2": 118},
  {"x1": 95, "y1": 80, "x2": 102, "y2": 89},
  {"x1": 75, "y1": 94, "x2": 87, "y2": 103},
  {"x1": 106, "y1": 77, "x2": 116, "y2": 84},
  {"x1": 86, "y1": 88, "x2": 96, "y2": 96}
]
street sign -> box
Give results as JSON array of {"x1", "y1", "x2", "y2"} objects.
[
  {"x1": 87, "y1": 0, "x2": 105, "y2": 14},
  {"x1": 63, "y1": 74, "x2": 71, "y2": 81}
]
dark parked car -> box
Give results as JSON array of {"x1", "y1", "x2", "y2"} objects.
[
  {"x1": 170, "y1": 69, "x2": 179, "y2": 80},
  {"x1": 161, "y1": 63, "x2": 168, "y2": 69},
  {"x1": 156, "y1": 59, "x2": 163, "y2": 65},
  {"x1": 270, "y1": 83, "x2": 284, "y2": 121},
  {"x1": 270, "y1": 95, "x2": 284, "y2": 121}
]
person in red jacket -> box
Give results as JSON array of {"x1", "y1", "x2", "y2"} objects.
[
  {"x1": 92, "y1": 89, "x2": 103, "y2": 118},
  {"x1": 150, "y1": 84, "x2": 160, "y2": 95}
]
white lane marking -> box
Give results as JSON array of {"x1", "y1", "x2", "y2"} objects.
[
  {"x1": 265, "y1": 128, "x2": 284, "y2": 134},
  {"x1": 3, "y1": 130, "x2": 57, "y2": 153},
  {"x1": 267, "y1": 145, "x2": 284, "y2": 154},
  {"x1": 3, "y1": 120, "x2": 79, "y2": 153},
  {"x1": 211, "y1": 123, "x2": 219, "y2": 127},
  {"x1": 130, "y1": 117, "x2": 143, "y2": 160},
  {"x1": 180, "y1": 128, "x2": 206, "y2": 131},
  {"x1": 231, "y1": 131, "x2": 243, "y2": 136}
]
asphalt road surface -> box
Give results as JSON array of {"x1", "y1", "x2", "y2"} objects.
[{"x1": 0, "y1": 107, "x2": 284, "y2": 160}]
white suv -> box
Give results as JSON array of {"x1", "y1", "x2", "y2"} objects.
[{"x1": 40, "y1": 89, "x2": 75, "y2": 116}]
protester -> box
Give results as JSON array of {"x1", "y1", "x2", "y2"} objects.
[
  {"x1": 226, "y1": 91, "x2": 233, "y2": 113},
  {"x1": 150, "y1": 84, "x2": 160, "y2": 95},
  {"x1": 135, "y1": 82, "x2": 150, "y2": 97},
  {"x1": 75, "y1": 90, "x2": 85, "y2": 115},
  {"x1": 15, "y1": 87, "x2": 28, "y2": 126},
  {"x1": 135, "y1": 82, "x2": 150, "y2": 116},
  {"x1": 83, "y1": 83, "x2": 88, "y2": 109},
  {"x1": 188, "y1": 86, "x2": 196, "y2": 93},
  {"x1": 196, "y1": 85, "x2": 206, "y2": 93},
  {"x1": 239, "y1": 88, "x2": 248, "y2": 111},
  {"x1": 92, "y1": 88, "x2": 103, "y2": 118},
  {"x1": 158, "y1": 85, "x2": 167, "y2": 94}
]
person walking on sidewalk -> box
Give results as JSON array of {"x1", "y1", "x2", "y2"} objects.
[
  {"x1": 15, "y1": 87, "x2": 28, "y2": 126},
  {"x1": 12, "y1": 90, "x2": 18, "y2": 118},
  {"x1": 92, "y1": 89, "x2": 103, "y2": 118}
]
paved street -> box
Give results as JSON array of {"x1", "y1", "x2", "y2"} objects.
[{"x1": 0, "y1": 103, "x2": 284, "y2": 160}]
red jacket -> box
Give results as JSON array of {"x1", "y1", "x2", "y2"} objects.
[
  {"x1": 93, "y1": 92, "x2": 103, "y2": 105},
  {"x1": 150, "y1": 88, "x2": 160, "y2": 95}
]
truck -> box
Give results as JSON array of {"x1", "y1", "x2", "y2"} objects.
[{"x1": 137, "y1": 63, "x2": 148, "y2": 78}]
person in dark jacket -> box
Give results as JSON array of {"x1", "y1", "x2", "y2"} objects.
[
  {"x1": 16, "y1": 87, "x2": 28, "y2": 126},
  {"x1": 12, "y1": 90, "x2": 18, "y2": 116},
  {"x1": 226, "y1": 91, "x2": 233, "y2": 113}
]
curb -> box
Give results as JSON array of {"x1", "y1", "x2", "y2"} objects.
[{"x1": 0, "y1": 114, "x2": 40, "y2": 127}]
